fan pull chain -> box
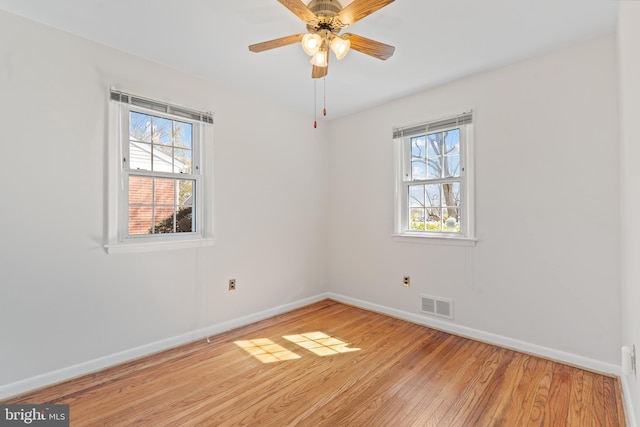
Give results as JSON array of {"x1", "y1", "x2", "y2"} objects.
[
  {"x1": 313, "y1": 79, "x2": 317, "y2": 128},
  {"x1": 323, "y1": 77, "x2": 327, "y2": 117}
]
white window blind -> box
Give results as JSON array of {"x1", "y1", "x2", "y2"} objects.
[
  {"x1": 393, "y1": 111, "x2": 472, "y2": 139},
  {"x1": 110, "y1": 89, "x2": 214, "y2": 125}
]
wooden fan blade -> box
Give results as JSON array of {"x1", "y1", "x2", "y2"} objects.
[
  {"x1": 277, "y1": 0, "x2": 317, "y2": 23},
  {"x1": 343, "y1": 33, "x2": 395, "y2": 60},
  {"x1": 312, "y1": 65, "x2": 328, "y2": 79},
  {"x1": 338, "y1": 0, "x2": 394, "y2": 26},
  {"x1": 249, "y1": 34, "x2": 304, "y2": 53}
]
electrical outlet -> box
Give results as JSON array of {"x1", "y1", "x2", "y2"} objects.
[
  {"x1": 403, "y1": 276, "x2": 410, "y2": 287},
  {"x1": 228, "y1": 279, "x2": 236, "y2": 291}
]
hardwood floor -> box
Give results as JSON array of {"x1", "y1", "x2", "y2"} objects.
[{"x1": 4, "y1": 300, "x2": 626, "y2": 426}]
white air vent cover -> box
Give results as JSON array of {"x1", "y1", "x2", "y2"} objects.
[{"x1": 421, "y1": 295, "x2": 454, "y2": 320}]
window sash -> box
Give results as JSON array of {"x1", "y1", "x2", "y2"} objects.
[
  {"x1": 124, "y1": 172, "x2": 199, "y2": 237},
  {"x1": 404, "y1": 179, "x2": 463, "y2": 235},
  {"x1": 117, "y1": 103, "x2": 204, "y2": 242}
]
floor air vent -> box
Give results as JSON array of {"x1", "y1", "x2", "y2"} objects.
[{"x1": 421, "y1": 295, "x2": 454, "y2": 320}]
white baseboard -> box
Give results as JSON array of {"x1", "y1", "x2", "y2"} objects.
[
  {"x1": 621, "y1": 375, "x2": 638, "y2": 427},
  {"x1": 0, "y1": 294, "x2": 328, "y2": 401},
  {"x1": 326, "y1": 292, "x2": 621, "y2": 377}
]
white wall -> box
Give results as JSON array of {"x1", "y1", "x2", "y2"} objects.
[
  {"x1": 619, "y1": 3, "x2": 640, "y2": 426},
  {"x1": 328, "y1": 35, "x2": 621, "y2": 366},
  {"x1": 0, "y1": 10, "x2": 329, "y2": 391}
]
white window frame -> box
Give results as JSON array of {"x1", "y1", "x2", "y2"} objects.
[
  {"x1": 105, "y1": 89, "x2": 215, "y2": 254},
  {"x1": 393, "y1": 111, "x2": 476, "y2": 246}
]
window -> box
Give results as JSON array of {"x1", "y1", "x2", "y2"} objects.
[
  {"x1": 393, "y1": 111, "x2": 475, "y2": 244},
  {"x1": 106, "y1": 90, "x2": 214, "y2": 253}
]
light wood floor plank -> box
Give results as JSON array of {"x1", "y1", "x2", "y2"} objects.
[
  {"x1": 568, "y1": 369, "x2": 585, "y2": 426},
  {"x1": 545, "y1": 363, "x2": 572, "y2": 425},
  {"x1": 594, "y1": 373, "x2": 608, "y2": 426},
  {"x1": 435, "y1": 346, "x2": 511, "y2": 426},
  {"x1": 526, "y1": 359, "x2": 555, "y2": 426},
  {"x1": 2, "y1": 300, "x2": 625, "y2": 426},
  {"x1": 327, "y1": 333, "x2": 462, "y2": 426},
  {"x1": 291, "y1": 332, "x2": 452, "y2": 426},
  {"x1": 462, "y1": 350, "x2": 527, "y2": 425},
  {"x1": 580, "y1": 370, "x2": 596, "y2": 427},
  {"x1": 407, "y1": 340, "x2": 495, "y2": 426}
]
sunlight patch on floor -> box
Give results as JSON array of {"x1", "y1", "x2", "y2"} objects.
[
  {"x1": 234, "y1": 338, "x2": 301, "y2": 363},
  {"x1": 283, "y1": 332, "x2": 360, "y2": 356},
  {"x1": 235, "y1": 332, "x2": 360, "y2": 363}
]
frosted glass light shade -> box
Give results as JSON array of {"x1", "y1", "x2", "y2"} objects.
[
  {"x1": 330, "y1": 36, "x2": 351, "y2": 60},
  {"x1": 310, "y1": 49, "x2": 328, "y2": 67},
  {"x1": 301, "y1": 33, "x2": 322, "y2": 56}
]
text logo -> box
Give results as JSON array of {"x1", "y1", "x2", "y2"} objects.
[{"x1": 1, "y1": 405, "x2": 69, "y2": 426}]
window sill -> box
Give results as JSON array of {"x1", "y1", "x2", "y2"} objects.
[
  {"x1": 392, "y1": 233, "x2": 477, "y2": 247},
  {"x1": 104, "y1": 237, "x2": 215, "y2": 254}
]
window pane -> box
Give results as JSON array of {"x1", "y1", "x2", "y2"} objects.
[
  {"x1": 176, "y1": 207, "x2": 192, "y2": 233},
  {"x1": 409, "y1": 208, "x2": 425, "y2": 231},
  {"x1": 129, "y1": 142, "x2": 152, "y2": 170},
  {"x1": 442, "y1": 182, "x2": 460, "y2": 212},
  {"x1": 149, "y1": 145, "x2": 173, "y2": 172},
  {"x1": 153, "y1": 116, "x2": 173, "y2": 145},
  {"x1": 425, "y1": 184, "x2": 441, "y2": 207},
  {"x1": 174, "y1": 149, "x2": 192, "y2": 174},
  {"x1": 411, "y1": 161, "x2": 426, "y2": 180},
  {"x1": 444, "y1": 155, "x2": 460, "y2": 178},
  {"x1": 443, "y1": 182, "x2": 460, "y2": 233},
  {"x1": 408, "y1": 185, "x2": 424, "y2": 207},
  {"x1": 130, "y1": 112, "x2": 151, "y2": 142},
  {"x1": 129, "y1": 176, "x2": 152, "y2": 204},
  {"x1": 444, "y1": 129, "x2": 460, "y2": 155},
  {"x1": 409, "y1": 209, "x2": 425, "y2": 231},
  {"x1": 443, "y1": 212, "x2": 460, "y2": 232},
  {"x1": 178, "y1": 180, "x2": 193, "y2": 205},
  {"x1": 175, "y1": 121, "x2": 193, "y2": 150},
  {"x1": 129, "y1": 206, "x2": 152, "y2": 235},
  {"x1": 411, "y1": 136, "x2": 425, "y2": 158},
  {"x1": 153, "y1": 143, "x2": 173, "y2": 157},
  {"x1": 427, "y1": 157, "x2": 442, "y2": 179},
  {"x1": 409, "y1": 208, "x2": 424, "y2": 220},
  {"x1": 154, "y1": 206, "x2": 175, "y2": 234},
  {"x1": 427, "y1": 133, "x2": 441, "y2": 157},
  {"x1": 154, "y1": 178, "x2": 175, "y2": 206},
  {"x1": 426, "y1": 208, "x2": 442, "y2": 231},
  {"x1": 451, "y1": 182, "x2": 461, "y2": 203}
]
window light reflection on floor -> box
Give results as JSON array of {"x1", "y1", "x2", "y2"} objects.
[
  {"x1": 234, "y1": 338, "x2": 301, "y2": 364},
  {"x1": 283, "y1": 332, "x2": 360, "y2": 356},
  {"x1": 234, "y1": 332, "x2": 360, "y2": 364}
]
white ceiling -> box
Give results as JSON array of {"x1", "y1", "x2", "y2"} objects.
[{"x1": 0, "y1": 0, "x2": 619, "y2": 119}]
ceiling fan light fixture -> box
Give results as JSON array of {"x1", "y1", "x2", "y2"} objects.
[
  {"x1": 301, "y1": 33, "x2": 322, "y2": 56},
  {"x1": 249, "y1": 0, "x2": 396, "y2": 80},
  {"x1": 310, "y1": 49, "x2": 329, "y2": 67},
  {"x1": 330, "y1": 36, "x2": 350, "y2": 60}
]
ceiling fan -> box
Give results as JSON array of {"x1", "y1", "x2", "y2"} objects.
[{"x1": 249, "y1": 0, "x2": 395, "y2": 79}]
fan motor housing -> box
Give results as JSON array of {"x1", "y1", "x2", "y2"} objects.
[
  {"x1": 307, "y1": 0, "x2": 342, "y2": 17},
  {"x1": 306, "y1": 0, "x2": 343, "y2": 34}
]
